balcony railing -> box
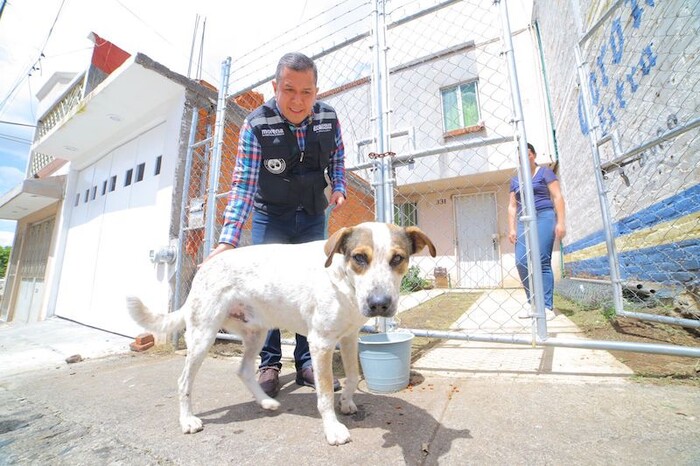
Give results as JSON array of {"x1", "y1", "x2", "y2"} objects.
[{"x1": 36, "y1": 77, "x2": 85, "y2": 140}]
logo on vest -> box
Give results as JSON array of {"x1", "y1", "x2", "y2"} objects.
[
  {"x1": 313, "y1": 123, "x2": 332, "y2": 133},
  {"x1": 264, "y1": 158, "x2": 286, "y2": 175},
  {"x1": 261, "y1": 128, "x2": 285, "y2": 137}
]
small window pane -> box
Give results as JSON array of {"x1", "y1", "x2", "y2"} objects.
[
  {"x1": 441, "y1": 87, "x2": 460, "y2": 132},
  {"x1": 136, "y1": 163, "x2": 145, "y2": 182},
  {"x1": 460, "y1": 83, "x2": 479, "y2": 127},
  {"x1": 109, "y1": 175, "x2": 117, "y2": 192},
  {"x1": 154, "y1": 155, "x2": 162, "y2": 175},
  {"x1": 125, "y1": 169, "x2": 133, "y2": 186}
]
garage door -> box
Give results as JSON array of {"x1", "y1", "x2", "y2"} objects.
[{"x1": 55, "y1": 123, "x2": 172, "y2": 337}]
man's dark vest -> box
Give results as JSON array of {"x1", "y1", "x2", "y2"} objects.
[{"x1": 249, "y1": 99, "x2": 338, "y2": 216}]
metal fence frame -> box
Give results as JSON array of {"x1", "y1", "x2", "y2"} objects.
[{"x1": 177, "y1": 0, "x2": 699, "y2": 358}]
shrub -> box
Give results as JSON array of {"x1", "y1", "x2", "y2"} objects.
[{"x1": 401, "y1": 266, "x2": 429, "y2": 293}]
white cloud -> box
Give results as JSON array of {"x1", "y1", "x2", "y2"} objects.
[{"x1": 0, "y1": 229, "x2": 15, "y2": 247}]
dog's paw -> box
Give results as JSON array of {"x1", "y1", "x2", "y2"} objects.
[
  {"x1": 324, "y1": 421, "x2": 351, "y2": 445},
  {"x1": 180, "y1": 415, "x2": 204, "y2": 434},
  {"x1": 261, "y1": 398, "x2": 281, "y2": 411},
  {"x1": 339, "y1": 396, "x2": 357, "y2": 415}
]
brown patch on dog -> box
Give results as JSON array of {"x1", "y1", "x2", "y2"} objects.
[
  {"x1": 324, "y1": 227, "x2": 350, "y2": 267},
  {"x1": 404, "y1": 226, "x2": 437, "y2": 257},
  {"x1": 324, "y1": 225, "x2": 376, "y2": 270},
  {"x1": 228, "y1": 303, "x2": 249, "y2": 322}
]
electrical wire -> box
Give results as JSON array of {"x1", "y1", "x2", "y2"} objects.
[{"x1": 0, "y1": 0, "x2": 67, "y2": 117}]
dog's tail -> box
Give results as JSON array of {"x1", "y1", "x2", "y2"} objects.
[{"x1": 126, "y1": 296, "x2": 186, "y2": 334}]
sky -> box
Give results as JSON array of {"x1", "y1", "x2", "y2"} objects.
[{"x1": 0, "y1": 0, "x2": 363, "y2": 247}]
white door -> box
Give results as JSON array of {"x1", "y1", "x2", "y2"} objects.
[
  {"x1": 14, "y1": 279, "x2": 43, "y2": 323},
  {"x1": 13, "y1": 218, "x2": 54, "y2": 322},
  {"x1": 455, "y1": 193, "x2": 501, "y2": 288},
  {"x1": 55, "y1": 123, "x2": 170, "y2": 336}
]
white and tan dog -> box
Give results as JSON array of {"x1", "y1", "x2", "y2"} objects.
[{"x1": 127, "y1": 222, "x2": 435, "y2": 445}]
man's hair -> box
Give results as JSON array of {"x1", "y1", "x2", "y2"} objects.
[
  {"x1": 527, "y1": 143, "x2": 536, "y2": 154},
  {"x1": 275, "y1": 52, "x2": 318, "y2": 85}
]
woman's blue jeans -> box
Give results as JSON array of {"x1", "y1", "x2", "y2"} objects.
[
  {"x1": 515, "y1": 208, "x2": 556, "y2": 309},
  {"x1": 252, "y1": 208, "x2": 325, "y2": 371}
]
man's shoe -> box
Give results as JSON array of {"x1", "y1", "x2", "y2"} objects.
[
  {"x1": 258, "y1": 366, "x2": 280, "y2": 398},
  {"x1": 296, "y1": 366, "x2": 341, "y2": 392}
]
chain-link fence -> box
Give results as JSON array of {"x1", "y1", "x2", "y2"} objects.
[
  {"x1": 172, "y1": 0, "x2": 699, "y2": 357},
  {"x1": 563, "y1": 0, "x2": 700, "y2": 329}
]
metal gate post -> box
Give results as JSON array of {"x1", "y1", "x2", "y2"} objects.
[
  {"x1": 171, "y1": 107, "x2": 201, "y2": 348},
  {"x1": 497, "y1": 0, "x2": 548, "y2": 339},
  {"x1": 204, "y1": 57, "x2": 232, "y2": 256},
  {"x1": 573, "y1": 44, "x2": 626, "y2": 317},
  {"x1": 370, "y1": 0, "x2": 395, "y2": 332},
  {"x1": 370, "y1": 0, "x2": 394, "y2": 225}
]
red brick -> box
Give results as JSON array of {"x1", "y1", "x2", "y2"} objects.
[
  {"x1": 134, "y1": 333, "x2": 154, "y2": 345},
  {"x1": 130, "y1": 340, "x2": 154, "y2": 352}
]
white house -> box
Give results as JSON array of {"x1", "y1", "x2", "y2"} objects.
[{"x1": 0, "y1": 34, "x2": 247, "y2": 337}]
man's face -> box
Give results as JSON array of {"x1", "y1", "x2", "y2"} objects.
[{"x1": 272, "y1": 67, "x2": 318, "y2": 125}]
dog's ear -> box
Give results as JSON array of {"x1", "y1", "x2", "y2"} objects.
[
  {"x1": 405, "y1": 226, "x2": 437, "y2": 257},
  {"x1": 324, "y1": 227, "x2": 352, "y2": 268}
]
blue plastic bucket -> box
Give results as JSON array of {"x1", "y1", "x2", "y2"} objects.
[{"x1": 358, "y1": 331, "x2": 415, "y2": 393}]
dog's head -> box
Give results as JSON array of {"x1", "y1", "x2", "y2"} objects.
[{"x1": 324, "y1": 222, "x2": 436, "y2": 318}]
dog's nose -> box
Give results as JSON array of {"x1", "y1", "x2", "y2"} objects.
[{"x1": 367, "y1": 294, "x2": 393, "y2": 317}]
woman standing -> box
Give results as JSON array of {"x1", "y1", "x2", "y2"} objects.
[{"x1": 508, "y1": 143, "x2": 566, "y2": 319}]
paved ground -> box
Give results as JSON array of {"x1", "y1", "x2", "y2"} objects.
[{"x1": 1, "y1": 294, "x2": 699, "y2": 465}]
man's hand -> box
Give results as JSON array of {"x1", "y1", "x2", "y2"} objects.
[
  {"x1": 200, "y1": 243, "x2": 234, "y2": 268},
  {"x1": 330, "y1": 191, "x2": 346, "y2": 208}
]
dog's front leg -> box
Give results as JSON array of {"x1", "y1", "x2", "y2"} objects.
[
  {"x1": 309, "y1": 342, "x2": 351, "y2": 445},
  {"x1": 338, "y1": 332, "x2": 359, "y2": 415}
]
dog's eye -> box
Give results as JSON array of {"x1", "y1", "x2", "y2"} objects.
[
  {"x1": 352, "y1": 253, "x2": 368, "y2": 266},
  {"x1": 390, "y1": 254, "x2": 404, "y2": 267}
]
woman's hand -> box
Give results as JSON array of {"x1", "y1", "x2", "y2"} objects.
[{"x1": 555, "y1": 222, "x2": 566, "y2": 241}]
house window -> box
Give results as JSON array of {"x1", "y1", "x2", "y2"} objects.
[
  {"x1": 74, "y1": 193, "x2": 80, "y2": 207},
  {"x1": 102, "y1": 180, "x2": 107, "y2": 196},
  {"x1": 394, "y1": 202, "x2": 417, "y2": 227},
  {"x1": 154, "y1": 155, "x2": 162, "y2": 175},
  {"x1": 91, "y1": 186, "x2": 97, "y2": 200},
  {"x1": 441, "y1": 81, "x2": 480, "y2": 132},
  {"x1": 136, "y1": 162, "x2": 145, "y2": 182},
  {"x1": 124, "y1": 168, "x2": 133, "y2": 186},
  {"x1": 109, "y1": 175, "x2": 117, "y2": 192}
]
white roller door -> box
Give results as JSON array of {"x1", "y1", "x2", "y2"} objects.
[{"x1": 55, "y1": 123, "x2": 172, "y2": 336}]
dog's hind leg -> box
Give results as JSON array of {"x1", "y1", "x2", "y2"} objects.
[
  {"x1": 177, "y1": 324, "x2": 218, "y2": 434},
  {"x1": 238, "y1": 329, "x2": 280, "y2": 411},
  {"x1": 310, "y1": 341, "x2": 351, "y2": 445},
  {"x1": 337, "y1": 332, "x2": 359, "y2": 415}
]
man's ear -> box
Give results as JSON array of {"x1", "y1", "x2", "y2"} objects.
[
  {"x1": 405, "y1": 226, "x2": 437, "y2": 257},
  {"x1": 324, "y1": 227, "x2": 351, "y2": 268}
]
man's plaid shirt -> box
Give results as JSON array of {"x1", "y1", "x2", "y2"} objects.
[{"x1": 218, "y1": 102, "x2": 346, "y2": 247}]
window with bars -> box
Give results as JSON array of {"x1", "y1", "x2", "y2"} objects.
[{"x1": 394, "y1": 202, "x2": 417, "y2": 227}]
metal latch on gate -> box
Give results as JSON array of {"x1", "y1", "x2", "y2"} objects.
[{"x1": 150, "y1": 246, "x2": 176, "y2": 264}]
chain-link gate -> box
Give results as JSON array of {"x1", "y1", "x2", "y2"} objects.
[
  {"x1": 174, "y1": 0, "x2": 699, "y2": 358},
  {"x1": 570, "y1": 0, "x2": 700, "y2": 332}
]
